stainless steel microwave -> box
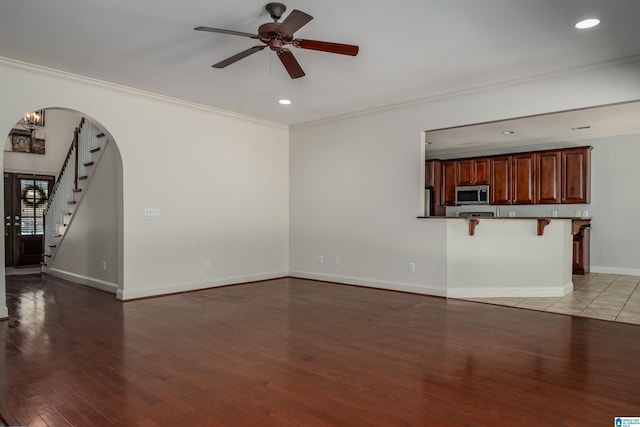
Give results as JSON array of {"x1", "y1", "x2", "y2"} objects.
[{"x1": 455, "y1": 185, "x2": 490, "y2": 205}]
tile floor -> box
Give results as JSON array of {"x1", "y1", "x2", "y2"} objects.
[{"x1": 461, "y1": 273, "x2": 640, "y2": 325}]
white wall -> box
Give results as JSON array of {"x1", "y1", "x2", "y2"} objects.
[
  {"x1": 4, "y1": 109, "x2": 80, "y2": 175},
  {"x1": 290, "y1": 59, "x2": 640, "y2": 294},
  {"x1": 588, "y1": 133, "x2": 640, "y2": 275},
  {"x1": 47, "y1": 141, "x2": 120, "y2": 291},
  {"x1": 289, "y1": 113, "x2": 448, "y2": 295},
  {"x1": 0, "y1": 58, "x2": 290, "y2": 303}
]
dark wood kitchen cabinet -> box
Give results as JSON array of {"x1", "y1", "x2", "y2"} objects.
[
  {"x1": 456, "y1": 158, "x2": 490, "y2": 185},
  {"x1": 425, "y1": 160, "x2": 446, "y2": 216},
  {"x1": 427, "y1": 145, "x2": 591, "y2": 207},
  {"x1": 562, "y1": 147, "x2": 592, "y2": 204},
  {"x1": 573, "y1": 225, "x2": 590, "y2": 274},
  {"x1": 535, "y1": 150, "x2": 561, "y2": 204},
  {"x1": 425, "y1": 160, "x2": 438, "y2": 187},
  {"x1": 441, "y1": 160, "x2": 457, "y2": 206},
  {"x1": 490, "y1": 155, "x2": 512, "y2": 204},
  {"x1": 512, "y1": 153, "x2": 535, "y2": 205}
]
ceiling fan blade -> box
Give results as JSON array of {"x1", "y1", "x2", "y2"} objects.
[
  {"x1": 213, "y1": 45, "x2": 266, "y2": 68},
  {"x1": 195, "y1": 27, "x2": 258, "y2": 38},
  {"x1": 277, "y1": 10, "x2": 313, "y2": 37},
  {"x1": 277, "y1": 49, "x2": 305, "y2": 79},
  {"x1": 295, "y1": 39, "x2": 359, "y2": 56}
]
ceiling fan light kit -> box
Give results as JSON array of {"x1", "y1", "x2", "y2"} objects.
[{"x1": 195, "y1": 2, "x2": 359, "y2": 79}]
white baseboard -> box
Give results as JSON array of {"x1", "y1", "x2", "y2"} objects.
[
  {"x1": 44, "y1": 267, "x2": 119, "y2": 294},
  {"x1": 0, "y1": 305, "x2": 8, "y2": 319},
  {"x1": 289, "y1": 271, "x2": 447, "y2": 297},
  {"x1": 116, "y1": 271, "x2": 288, "y2": 301},
  {"x1": 590, "y1": 266, "x2": 640, "y2": 277},
  {"x1": 447, "y1": 281, "x2": 573, "y2": 298}
]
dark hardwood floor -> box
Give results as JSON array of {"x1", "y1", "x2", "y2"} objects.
[{"x1": 1, "y1": 274, "x2": 639, "y2": 426}]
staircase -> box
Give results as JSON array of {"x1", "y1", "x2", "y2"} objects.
[{"x1": 43, "y1": 118, "x2": 109, "y2": 265}]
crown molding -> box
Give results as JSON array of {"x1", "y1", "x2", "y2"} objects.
[
  {"x1": 291, "y1": 54, "x2": 640, "y2": 130},
  {"x1": 0, "y1": 56, "x2": 289, "y2": 130}
]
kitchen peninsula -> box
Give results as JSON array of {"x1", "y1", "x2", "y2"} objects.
[
  {"x1": 417, "y1": 216, "x2": 590, "y2": 298},
  {"x1": 420, "y1": 143, "x2": 593, "y2": 298}
]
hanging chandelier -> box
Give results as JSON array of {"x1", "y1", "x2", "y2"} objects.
[{"x1": 19, "y1": 110, "x2": 45, "y2": 136}]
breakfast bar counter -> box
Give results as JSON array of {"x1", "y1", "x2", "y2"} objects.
[{"x1": 417, "y1": 217, "x2": 585, "y2": 298}]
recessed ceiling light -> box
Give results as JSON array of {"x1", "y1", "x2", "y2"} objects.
[
  {"x1": 279, "y1": 99, "x2": 292, "y2": 105},
  {"x1": 575, "y1": 18, "x2": 600, "y2": 29},
  {"x1": 503, "y1": 131, "x2": 515, "y2": 135}
]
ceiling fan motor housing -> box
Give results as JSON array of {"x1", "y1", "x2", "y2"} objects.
[{"x1": 258, "y1": 22, "x2": 279, "y2": 41}]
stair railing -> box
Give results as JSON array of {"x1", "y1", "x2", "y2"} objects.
[{"x1": 43, "y1": 118, "x2": 103, "y2": 263}]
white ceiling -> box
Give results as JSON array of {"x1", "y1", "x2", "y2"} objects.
[
  {"x1": 424, "y1": 101, "x2": 640, "y2": 158},
  {"x1": 2, "y1": 0, "x2": 640, "y2": 125}
]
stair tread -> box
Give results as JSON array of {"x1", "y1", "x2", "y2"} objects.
[
  {"x1": 67, "y1": 201, "x2": 77, "y2": 204},
  {"x1": 83, "y1": 161, "x2": 94, "y2": 167},
  {"x1": 72, "y1": 188, "x2": 82, "y2": 193},
  {"x1": 96, "y1": 133, "x2": 105, "y2": 138},
  {"x1": 78, "y1": 175, "x2": 88, "y2": 180},
  {"x1": 90, "y1": 147, "x2": 101, "y2": 153},
  {"x1": 44, "y1": 254, "x2": 52, "y2": 257},
  {"x1": 48, "y1": 244, "x2": 57, "y2": 248}
]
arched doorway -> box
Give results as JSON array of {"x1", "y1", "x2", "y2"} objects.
[{"x1": 1, "y1": 107, "x2": 123, "y2": 319}]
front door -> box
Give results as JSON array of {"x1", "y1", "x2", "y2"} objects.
[{"x1": 4, "y1": 173, "x2": 54, "y2": 267}]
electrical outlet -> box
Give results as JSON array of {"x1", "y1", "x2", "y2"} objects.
[
  {"x1": 204, "y1": 259, "x2": 211, "y2": 269},
  {"x1": 583, "y1": 210, "x2": 589, "y2": 217},
  {"x1": 552, "y1": 210, "x2": 558, "y2": 217},
  {"x1": 102, "y1": 260, "x2": 107, "y2": 271},
  {"x1": 335, "y1": 256, "x2": 341, "y2": 265},
  {"x1": 508, "y1": 211, "x2": 516, "y2": 217},
  {"x1": 318, "y1": 255, "x2": 324, "y2": 264},
  {"x1": 408, "y1": 262, "x2": 416, "y2": 273},
  {"x1": 574, "y1": 210, "x2": 582, "y2": 217}
]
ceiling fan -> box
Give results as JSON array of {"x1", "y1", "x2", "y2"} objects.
[{"x1": 195, "y1": 2, "x2": 359, "y2": 79}]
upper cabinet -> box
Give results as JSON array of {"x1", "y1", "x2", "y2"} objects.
[
  {"x1": 562, "y1": 147, "x2": 592, "y2": 204},
  {"x1": 432, "y1": 146, "x2": 591, "y2": 207},
  {"x1": 535, "y1": 151, "x2": 562, "y2": 204},
  {"x1": 425, "y1": 160, "x2": 437, "y2": 187},
  {"x1": 512, "y1": 153, "x2": 535, "y2": 205},
  {"x1": 441, "y1": 160, "x2": 458, "y2": 206},
  {"x1": 456, "y1": 158, "x2": 490, "y2": 185},
  {"x1": 490, "y1": 156, "x2": 512, "y2": 205}
]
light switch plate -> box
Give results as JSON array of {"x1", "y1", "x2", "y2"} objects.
[{"x1": 144, "y1": 207, "x2": 160, "y2": 217}]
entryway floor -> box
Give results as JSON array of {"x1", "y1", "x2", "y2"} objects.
[
  {"x1": 460, "y1": 273, "x2": 640, "y2": 325},
  {"x1": 5, "y1": 266, "x2": 42, "y2": 276}
]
